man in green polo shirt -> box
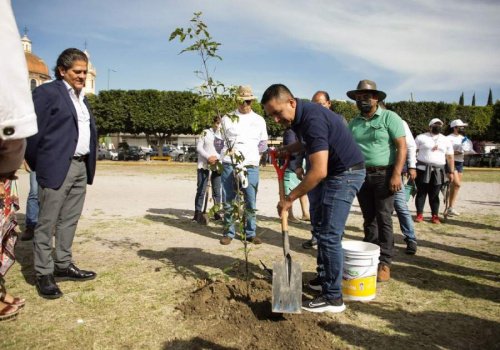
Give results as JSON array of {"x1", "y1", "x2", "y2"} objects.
[{"x1": 347, "y1": 80, "x2": 407, "y2": 282}]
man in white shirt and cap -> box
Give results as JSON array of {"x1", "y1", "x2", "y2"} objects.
[{"x1": 219, "y1": 85, "x2": 268, "y2": 245}]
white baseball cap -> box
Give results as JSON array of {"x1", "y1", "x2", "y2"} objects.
[
  {"x1": 450, "y1": 119, "x2": 468, "y2": 128},
  {"x1": 428, "y1": 118, "x2": 443, "y2": 126}
]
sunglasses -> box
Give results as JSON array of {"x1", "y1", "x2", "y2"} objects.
[{"x1": 241, "y1": 99, "x2": 253, "y2": 105}]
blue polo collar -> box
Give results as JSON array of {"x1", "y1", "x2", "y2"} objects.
[{"x1": 292, "y1": 98, "x2": 303, "y2": 126}]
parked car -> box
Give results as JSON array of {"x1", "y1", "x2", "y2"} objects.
[
  {"x1": 104, "y1": 148, "x2": 119, "y2": 161},
  {"x1": 464, "y1": 153, "x2": 482, "y2": 167},
  {"x1": 150, "y1": 145, "x2": 185, "y2": 161},
  {"x1": 140, "y1": 146, "x2": 153, "y2": 161},
  {"x1": 97, "y1": 147, "x2": 107, "y2": 160},
  {"x1": 167, "y1": 147, "x2": 185, "y2": 161},
  {"x1": 184, "y1": 146, "x2": 198, "y2": 162},
  {"x1": 118, "y1": 145, "x2": 141, "y2": 161},
  {"x1": 479, "y1": 149, "x2": 500, "y2": 167}
]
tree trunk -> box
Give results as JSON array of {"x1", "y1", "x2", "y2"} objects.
[{"x1": 157, "y1": 134, "x2": 167, "y2": 156}]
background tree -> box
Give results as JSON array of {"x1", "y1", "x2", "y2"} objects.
[
  {"x1": 459, "y1": 92, "x2": 464, "y2": 106},
  {"x1": 88, "y1": 90, "x2": 130, "y2": 136},
  {"x1": 331, "y1": 100, "x2": 358, "y2": 122},
  {"x1": 487, "y1": 101, "x2": 500, "y2": 142},
  {"x1": 487, "y1": 88, "x2": 493, "y2": 106},
  {"x1": 127, "y1": 90, "x2": 199, "y2": 155}
]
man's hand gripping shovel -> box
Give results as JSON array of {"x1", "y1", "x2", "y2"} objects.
[{"x1": 269, "y1": 148, "x2": 302, "y2": 314}]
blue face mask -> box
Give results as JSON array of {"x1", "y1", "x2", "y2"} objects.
[{"x1": 356, "y1": 100, "x2": 372, "y2": 113}]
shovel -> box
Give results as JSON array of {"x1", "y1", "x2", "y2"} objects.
[
  {"x1": 269, "y1": 149, "x2": 302, "y2": 314},
  {"x1": 198, "y1": 170, "x2": 212, "y2": 225}
]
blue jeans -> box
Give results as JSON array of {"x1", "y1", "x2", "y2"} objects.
[
  {"x1": 394, "y1": 178, "x2": 417, "y2": 242},
  {"x1": 26, "y1": 171, "x2": 39, "y2": 228},
  {"x1": 221, "y1": 164, "x2": 259, "y2": 239},
  {"x1": 194, "y1": 169, "x2": 221, "y2": 212},
  {"x1": 315, "y1": 169, "x2": 365, "y2": 300}
]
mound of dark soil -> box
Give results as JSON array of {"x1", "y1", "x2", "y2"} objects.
[{"x1": 173, "y1": 279, "x2": 344, "y2": 350}]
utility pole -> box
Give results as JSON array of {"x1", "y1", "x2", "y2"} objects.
[{"x1": 107, "y1": 68, "x2": 117, "y2": 90}]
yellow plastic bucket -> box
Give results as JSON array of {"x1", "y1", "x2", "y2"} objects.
[{"x1": 342, "y1": 241, "x2": 380, "y2": 301}]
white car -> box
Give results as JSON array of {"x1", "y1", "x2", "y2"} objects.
[{"x1": 105, "y1": 149, "x2": 118, "y2": 161}]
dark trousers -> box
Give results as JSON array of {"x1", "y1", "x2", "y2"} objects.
[
  {"x1": 415, "y1": 169, "x2": 441, "y2": 215},
  {"x1": 357, "y1": 168, "x2": 395, "y2": 266},
  {"x1": 194, "y1": 168, "x2": 221, "y2": 212}
]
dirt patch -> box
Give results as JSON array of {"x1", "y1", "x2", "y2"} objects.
[
  {"x1": 173, "y1": 278, "x2": 342, "y2": 350},
  {"x1": 4, "y1": 164, "x2": 499, "y2": 350}
]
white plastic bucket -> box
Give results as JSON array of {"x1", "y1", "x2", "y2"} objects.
[{"x1": 342, "y1": 241, "x2": 380, "y2": 301}]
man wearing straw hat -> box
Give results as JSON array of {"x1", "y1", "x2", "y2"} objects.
[
  {"x1": 219, "y1": 85, "x2": 268, "y2": 245},
  {"x1": 347, "y1": 80, "x2": 407, "y2": 282}
]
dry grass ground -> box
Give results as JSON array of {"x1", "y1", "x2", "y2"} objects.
[{"x1": 1, "y1": 162, "x2": 499, "y2": 349}]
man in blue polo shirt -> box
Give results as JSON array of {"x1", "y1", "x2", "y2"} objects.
[{"x1": 261, "y1": 84, "x2": 365, "y2": 313}]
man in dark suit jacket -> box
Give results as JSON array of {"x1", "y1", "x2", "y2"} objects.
[{"x1": 26, "y1": 48, "x2": 97, "y2": 299}]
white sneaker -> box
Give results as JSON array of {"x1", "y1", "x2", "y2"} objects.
[{"x1": 447, "y1": 208, "x2": 460, "y2": 216}]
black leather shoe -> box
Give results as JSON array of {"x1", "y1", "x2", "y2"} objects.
[
  {"x1": 36, "y1": 275, "x2": 63, "y2": 299},
  {"x1": 54, "y1": 263, "x2": 96, "y2": 281},
  {"x1": 20, "y1": 226, "x2": 35, "y2": 241}
]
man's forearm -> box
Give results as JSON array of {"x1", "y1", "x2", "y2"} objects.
[
  {"x1": 446, "y1": 155, "x2": 455, "y2": 172},
  {"x1": 393, "y1": 138, "x2": 407, "y2": 174},
  {"x1": 281, "y1": 141, "x2": 303, "y2": 154}
]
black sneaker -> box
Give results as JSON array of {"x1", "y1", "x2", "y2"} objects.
[
  {"x1": 405, "y1": 240, "x2": 417, "y2": 255},
  {"x1": 307, "y1": 276, "x2": 323, "y2": 291},
  {"x1": 302, "y1": 237, "x2": 317, "y2": 249},
  {"x1": 302, "y1": 296, "x2": 346, "y2": 313}
]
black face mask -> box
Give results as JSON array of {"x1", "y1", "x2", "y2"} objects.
[
  {"x1": 431, "y1": 126, "x2": 442, "y2": 134},
  {"x1": 356, "y1": 100, "x2": 372, "y2": 113}
]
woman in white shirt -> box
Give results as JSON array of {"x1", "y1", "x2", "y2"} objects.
[
  {"x1": 193, "y1": 116, "x2": 224, "y2": 222},
  {"x1": 446, "y1": 119, "x2": 472, "y2": 217},
  {"x1": 414, "y1": 118, "x2": 454, "y2": 224}
]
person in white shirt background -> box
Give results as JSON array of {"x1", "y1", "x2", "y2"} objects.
[
  {"x1": 446, "y1": 119, "x2": 472, "y2": 217},
  {"x1": 219, "y1": 85, "x2": 268, "y2": 245},
  {"x1": 394, "y1": 119, "x2": 418, "y2": 254},
  {"x1": 193, "y1": 116, "x2": 224, "y2": 223},
  {"x1": 0, "y1": 0, "x2": 38, "y2": 321},
  {"x1": 414, "y1": 118, "x2": 454, "y2": 224}
]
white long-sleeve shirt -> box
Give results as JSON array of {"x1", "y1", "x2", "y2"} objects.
[
  {"x1": 0, "y1": 0, "x2": 38, "y2": 140},
  {"x1": 402, "y1": 120, "x2": 417, "y2": 169},
  {"x1": 220, "y1": 110, "x2": 268, "y2": 167},
  {"x1": 196, "y1": 127, "x2": 224, "y2": 169}
]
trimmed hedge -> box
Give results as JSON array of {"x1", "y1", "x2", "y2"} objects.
[{"x1": 330, "y1": 100, "x2": 499, "y2": 141}]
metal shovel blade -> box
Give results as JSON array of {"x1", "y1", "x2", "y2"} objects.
[{"x1": 272, "y1": 255, "x2": 302, "y2": 314}]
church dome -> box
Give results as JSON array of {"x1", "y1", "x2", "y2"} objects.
[{"x1": 25, "y1": 52, "x2": 50, "y2": 76}]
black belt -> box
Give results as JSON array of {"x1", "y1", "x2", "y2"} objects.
[
  {"x1": 366, "y1": 165, "x2": 392, "y2": 173},
  {"x1": 72, "y1": 155, "x2": 88, "y2": 162},
  {"x1": 347, "y1": 162, "x2": 365, "y2": 171}
]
